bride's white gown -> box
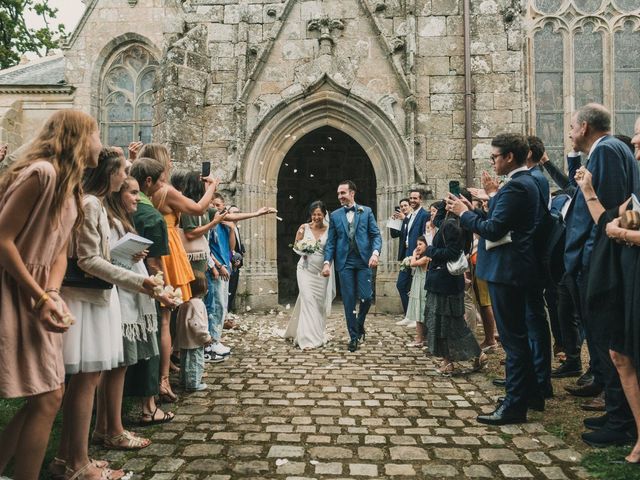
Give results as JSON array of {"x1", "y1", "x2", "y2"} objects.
[{"x1": 284, "y1": 224, "x2": 335, "y2": 349}]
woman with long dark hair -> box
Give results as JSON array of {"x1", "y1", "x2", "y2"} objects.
[{"x1": 284, "y1": 200, "x2": 336, "y2": 349}]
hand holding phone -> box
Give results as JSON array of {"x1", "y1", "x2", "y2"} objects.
[{"x1": 449, "y1": 180, "x2": 461, "y2": 197}]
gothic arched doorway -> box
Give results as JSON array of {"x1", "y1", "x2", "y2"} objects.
[{"x1": 276, "y1": 126, "x2": 377, "y2": 302}]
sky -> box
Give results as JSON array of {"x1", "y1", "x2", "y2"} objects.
[{"x1": 24, "y1": 0, "x2": 86, "y2": 35}]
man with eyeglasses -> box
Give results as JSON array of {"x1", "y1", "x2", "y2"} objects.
[{"x1": 446, "y1": 133, "x2": 544, "y2": 425}]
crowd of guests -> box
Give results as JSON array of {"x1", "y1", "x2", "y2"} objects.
[
  {"x1": 1, "y1": 103, "x2": 640, "y2": 478},
  {"x1": 0, "y1": 110, "x2": 274, "y2": 480},
  {"x1": 390, "y1": 103, "x2": 640, "y2": 464}
]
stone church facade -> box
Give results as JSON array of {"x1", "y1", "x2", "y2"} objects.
[{"x1": 0, "y1": 0, "x2": 638, "y2": 311}]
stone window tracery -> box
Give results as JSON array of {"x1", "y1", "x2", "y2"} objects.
[
  {"x1": 529, "y1": 1, "x2": 640, "y2": 168},
  {"x1": 100, "y1": 44, "x2": 158, "y2": 152}
]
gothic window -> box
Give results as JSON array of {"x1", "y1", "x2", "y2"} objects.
[
  {"x1": 534, "y1": 23, "x2": 564, "y2": 167},
  {"x1": 530, "y1": 2, "x2": 640, "y2": 164},
  {"x1": 614, "y1": 21, "x2": 640, "y2": 136},
  {"x1": 100, "y1": 44, "x2": 159, "y2": 153},
  {"x1": 574, "y1": 23, "x2": 603, "y2": 108}
]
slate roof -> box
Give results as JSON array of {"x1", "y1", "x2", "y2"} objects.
[{"x1": 0, "y1": 55, "x2": 66, "y2": 87}]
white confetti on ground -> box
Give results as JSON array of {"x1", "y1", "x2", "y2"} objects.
[
  {"x1": 286, "y1": 304, "x2": 291, "y2": 310},
  {"x1": 275, "y1": 459, "x2": 288, "y2": 466}
]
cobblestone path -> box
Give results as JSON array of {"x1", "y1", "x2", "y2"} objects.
[{"x1": 108, "y1": 312, "x2": 589, "y2": 480}]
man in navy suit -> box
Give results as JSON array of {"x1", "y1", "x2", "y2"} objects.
[
  {"x1": 391, "y1": 190, "x2": 429, "y2": 319},
  {"x1": 563, "y1": 103, "x2": 639, "y2": 446},
  {"x1": 447, "y1": 133, "x2": 544, "y2": 425},
  {"x1": 323, "y1": 180, "x2": 383, "y2": 352}
]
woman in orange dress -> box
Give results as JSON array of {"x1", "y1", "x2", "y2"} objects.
[
  {"x1": 0, "y1": 110, "x2": 101, "y2": 479},
  {"x1": 138, "y1": 144, "x2": 218, "y2": 401}
]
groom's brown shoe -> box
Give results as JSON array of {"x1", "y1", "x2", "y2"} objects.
[{"x1": 348, "y1": 339, "x2": 358, "y2": 352}]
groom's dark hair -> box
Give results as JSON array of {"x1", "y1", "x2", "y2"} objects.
[{"x1": 339, "y1": 180, "x2": 357, "y2": 192}]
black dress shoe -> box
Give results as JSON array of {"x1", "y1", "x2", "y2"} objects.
[
  {"x1": 564, "y1": 381, "x2": 603, "y2": 397},
  {"x1": 477, "y1": 403, "x2": 527, "y2": 426},
  {"x1": 492, "y1": 378, "x2": 506, "y2": 388},
  {"x1": 497, "y1": 396, "x2": 544, "y2": 412},
  {"x1": 581, "y1": 427, "x2": 636, "y2": 447},
  {"x1": 348, "y1": 340, "x2": 358, "y2": 352},
  {"x1": 576, "y1": 371, "x2": 595, "y2": 386},
  {"x1": 583, "y1": 414, "x2": 609, "y2": 430},
  {"x1": 551, "y1": 362, "x2": 582, "y2": 378}
]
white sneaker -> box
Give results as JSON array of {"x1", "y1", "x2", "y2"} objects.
[
  {"x1": 405, "y1": 321, "x2": 417, "y2": 328},
  {"x1": 212, "y1": 342, "x2": 231, "y2": 356},
  {"x1": 395, "y1": 318, "x2": 411, "y2": 326}
]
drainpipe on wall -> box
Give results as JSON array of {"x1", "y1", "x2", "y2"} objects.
[{"x1": 463, "y1": 0, "x2": 474, "y2": 187}]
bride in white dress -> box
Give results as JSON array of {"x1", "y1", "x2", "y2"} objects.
[{"x1": 284, "y1": 201, "x2": 336, "y2": 349}]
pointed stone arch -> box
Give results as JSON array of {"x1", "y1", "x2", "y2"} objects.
[{"x1": 237, "y1": 77, "x2": 410, "y2": 311}]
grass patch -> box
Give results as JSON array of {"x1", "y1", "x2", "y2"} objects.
[
  {"x1": 546, "y1": 422, "x2": 567, "y2": 440},
  {"x1": 582, "y1": 446, "x2": 640, "y2": 480}
]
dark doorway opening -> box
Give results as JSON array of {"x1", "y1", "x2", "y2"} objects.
[{"x1": 276, "y1": 126, "x2": 377, "y2": 303}]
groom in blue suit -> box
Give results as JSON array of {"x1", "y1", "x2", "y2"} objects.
[{"x1": 323, "y1": 180, "x2": 382, "y2": 352}]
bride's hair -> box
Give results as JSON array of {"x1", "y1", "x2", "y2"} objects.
[{"x1": 309, "y1": 200, "x2": 327, "y2": 217}]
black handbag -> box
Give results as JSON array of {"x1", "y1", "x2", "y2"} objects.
[{"x1": 62, "y1": 258, "x2": 113, "y2": 289}]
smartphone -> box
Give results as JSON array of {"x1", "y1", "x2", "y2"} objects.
[
  {"x1": 394, "y1": 206, "x2": 401, "y2": 213},
  {"x1": 201, "y1": 161, "x2": 211, "y2": 178},
  {"x1": 449, "y1": 180, "x2": 461, "y2": 196}
]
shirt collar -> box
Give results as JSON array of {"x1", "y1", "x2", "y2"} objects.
[
  {"x1": 138, "y1": 192, "x2": 154, "y2": 207},
  {"x1": 587, "y1": 135, "x2": 608, "y2": 159},
  {"x1": 507, "y1": 165, "x2": 529, "y2": 179}
]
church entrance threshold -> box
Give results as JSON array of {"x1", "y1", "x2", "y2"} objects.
[{"x1": 276, "y1": 126, "x2": 377, "y2": 303}]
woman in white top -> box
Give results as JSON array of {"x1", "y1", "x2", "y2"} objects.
[{"x1": 56, "y1": 149, "x2": 164, "y2": 480}]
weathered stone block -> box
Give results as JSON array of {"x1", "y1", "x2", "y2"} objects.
[{"x1": 418, "y1": 17, "x2": 447, "y2": 37}]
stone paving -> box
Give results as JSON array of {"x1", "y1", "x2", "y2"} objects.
[{"x1": 102, "y1": 311, "x2": 590, "y2": 480}]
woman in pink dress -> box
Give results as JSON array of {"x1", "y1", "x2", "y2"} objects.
[{"x1": 0, "y1": 110, "x2": 101, "y2": 480}]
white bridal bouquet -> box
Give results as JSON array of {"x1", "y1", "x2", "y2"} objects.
[
  {"x1": 399, "y1": 257, "x2": 412, "y2": 272},
  {"x1": 291, "y1": 239, "x2": 321, "y2": 256}
]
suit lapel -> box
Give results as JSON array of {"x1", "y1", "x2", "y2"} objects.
[{"x1": 340, "y1": 208, "x2": 349, "y2": 234}]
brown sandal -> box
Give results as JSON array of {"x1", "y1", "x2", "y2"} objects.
[
  {"x1": 140, "y1": 406, "x2": 175, "y2": 426},
  {"x1": 104, "y1": 430, "x2": 151, "y2": 450}
]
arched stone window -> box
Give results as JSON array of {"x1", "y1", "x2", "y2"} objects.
[
  {"x1": 529, "y1": 1, "x2": 640, "y2": 167},
  {"x1": 100, "y1": 44, "x2": 159, "y2": 152}
]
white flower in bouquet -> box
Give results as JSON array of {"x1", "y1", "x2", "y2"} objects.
[
  {"x1": 292, "y1": 239, "x2": 320, "y2": 255},
  {"x1": 399, "y1": 257, "x2": 412, "y2": 272}
]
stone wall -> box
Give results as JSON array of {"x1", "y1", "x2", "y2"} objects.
[
  {"x1": 63, "y1": 0, "x2": 182, "y2": 119},
  {"x1": 153, "y1": 0, "x2": 527, "y2": 311}
]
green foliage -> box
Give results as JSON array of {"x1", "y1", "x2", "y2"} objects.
[
  {"x1": 0, "y1": 0, "x2": 67, "y2": 69},
  {"x1": 582, "y1": 446, "x2": 640, "y2": 480}
]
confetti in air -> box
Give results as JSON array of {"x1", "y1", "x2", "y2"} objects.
[
  {"x1": 289, "y1": 195, "x2": 294, "y2": 199},
  {"x1": 286, "y1": 304, "x2": 291, "y2": 310},
  {"x1": 328, "y1": 136, "x2": 333, "y2": 141},
  {"x1": 293, "y1": 169, "x2": 297, "y2": 173},
  {"x1": 310, "y1": 174, "x2": 314, "y2": 178},
  {"x1": 246, "y1": 306, "x2": 252, "y2": 311}
]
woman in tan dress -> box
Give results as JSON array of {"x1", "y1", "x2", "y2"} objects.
[{"x1": 0, "y1": 110, "x2": 101, "y2": 480}]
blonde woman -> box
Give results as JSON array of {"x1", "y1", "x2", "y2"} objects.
[{"x1": 0, "y1": 110, "x2": 100, "y2": 479}]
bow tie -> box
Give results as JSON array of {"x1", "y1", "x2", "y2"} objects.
[{"x1": 344, "y1": 206, "x2": 356, "y2": 212}]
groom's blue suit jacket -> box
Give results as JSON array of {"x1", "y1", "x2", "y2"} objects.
[{"x1": 324, "y1": 205, "x2": 383, "y2": 272}]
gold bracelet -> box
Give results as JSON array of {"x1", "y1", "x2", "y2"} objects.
[
  {"x1": 34, "y1": 292, "x2": 50, "y2": 311},
  {"x1": 45, "y1": 287, "x2": 60, "y2": 294}
]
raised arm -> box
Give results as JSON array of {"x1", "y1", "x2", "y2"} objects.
[{"x1": 165, "y1": 176, "x2": 219, "y2": 216}]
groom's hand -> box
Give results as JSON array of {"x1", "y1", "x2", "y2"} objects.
[
  {"x1": 321, "y1": 263, "x2": 331, "y2": 277},
  {"x1": 368, "y1": 253, "x2": 379, "y2": 268}
]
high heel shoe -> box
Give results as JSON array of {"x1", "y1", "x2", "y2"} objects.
[{"x1": 159, "y1": 376, "x2": 178, "y2": 403}]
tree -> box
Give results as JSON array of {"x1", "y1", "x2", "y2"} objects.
[{"x1": 0, "y1": 0, "x2": 67, "y2": 69}]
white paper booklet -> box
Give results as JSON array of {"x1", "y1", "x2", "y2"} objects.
[
  {"x1": 387, "y1": 218, "x2": 402, "y2": 231},
  {"x1": 111, "y1": 233, "x2": 154, "y2": 269},
  {"x1": 631, "y1": 193, "x2": 640, "y2": 213}
]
